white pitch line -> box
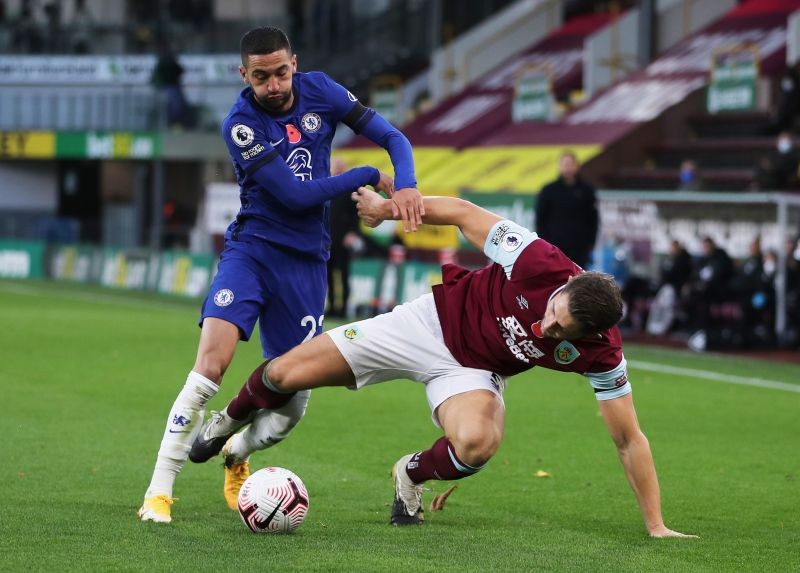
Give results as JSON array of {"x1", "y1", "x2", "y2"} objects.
[
  {"x1": 0, "y1": 281, "x2": 194, "y2": 313},
  {"x1": 629, "y1": 360, "x2": 800, "y2": 394}
]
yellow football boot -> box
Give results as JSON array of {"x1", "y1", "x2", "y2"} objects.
[
  {"x1": 137, "y1": 494, "x2": 174, "y2": 523},
  {"x1": 222, "y1": 437, "x2": 250, "y2": 511}
]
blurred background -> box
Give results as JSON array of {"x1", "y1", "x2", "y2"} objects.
[{"x1": 1, "y1": 0, "x2": 799, "y2": 353}]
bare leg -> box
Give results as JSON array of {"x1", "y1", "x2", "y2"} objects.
[
  {"x1": 392, "y1": 390, "x2": 505, "y2": 525},
  {"x1": 191, "y1": 318, "x2": 240, "y2": 382},
  {"x1": 436, "y1": 390, "x2": 505, "y2": 468},
  {"x1": 267, "y1": 333, "x2": 356, "y2": 391}
]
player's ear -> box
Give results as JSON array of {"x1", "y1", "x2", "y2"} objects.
[
  {"x1": 290, "y1": 54, "x2": 297, "y2": 73},
  {"x1": 239, "y1": 65, "x2": 248, "y2": 84}
]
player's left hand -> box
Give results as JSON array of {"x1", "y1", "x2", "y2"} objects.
[
  {"x1": 391, "y1": 187, "x2": 424, "y2": 233},
  {"x1": 648, "y1": 525, "x2": 698, "y2": 538},
  {"x1": 353, "y1": 186, "x2": 387, "y2": 228}
]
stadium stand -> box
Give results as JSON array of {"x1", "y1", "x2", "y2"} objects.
[
  {"x1": 593, "y1": 0, "x2": 800, "y2": 191},
  {"x1": 399, "y1": 11, "x2": 616, "y2": 150},
  {"x1": 338, "y1": 0, "x2": 798, "y2": 196},
  {"x1": 2, "y1": 0, "x2": 800, "y2": 349}
]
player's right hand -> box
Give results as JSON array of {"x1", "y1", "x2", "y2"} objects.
[
  {"x1": 648, "y1": 525, "x2": 699, "y2": 539},
  {"x1": 353, "y1": 186, "x2": 387, "y2": 228}
]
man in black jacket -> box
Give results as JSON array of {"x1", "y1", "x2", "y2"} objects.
[
  {"x1": 327, "y1": 158, "x2": 363, "y2": 318},
  {"x1": 535, "y1": 151, "x2": 599, "y2": 269}
]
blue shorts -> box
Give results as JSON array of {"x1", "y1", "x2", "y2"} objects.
[{"x1": 200, "y1": 238, "x2": 327, "y2": 359}]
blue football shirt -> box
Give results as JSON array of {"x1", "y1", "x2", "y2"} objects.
[{"x1": 221, "y1": 71, "x2": 407, "y2": 260}]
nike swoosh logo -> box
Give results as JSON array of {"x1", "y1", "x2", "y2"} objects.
[
  {"x1": 257, "y1": 503, "x2": 282, "y2": 529},
  {"x1": 269, "y1": 138, "x2": 284, "y2": 147}
]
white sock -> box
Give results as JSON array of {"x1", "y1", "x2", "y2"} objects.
[
  {"x1": 144, "y1": 371, "x2": 218, "y2": 498},
  {"x1": 227, "y1": 390, "x2": 311, "y2": 464}
]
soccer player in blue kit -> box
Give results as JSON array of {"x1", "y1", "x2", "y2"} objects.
[{"x1": 138, "y1": 26, "x2": 424, "y2": 523}]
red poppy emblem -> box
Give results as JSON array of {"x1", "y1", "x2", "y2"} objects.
[{"x1": 286, "y1": 124, "x2": 301, "y2": 144}]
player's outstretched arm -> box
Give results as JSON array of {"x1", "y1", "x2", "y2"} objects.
[
  {"x1": 249, "y1": 156, "x2": 383, "y2": 211},
  {"x1": 353, "y1": 187, "x2": 501, "y2": 250},
  {"x1": 597, "y1": 394, "x2": 698, "y2": 539},
  {"x1": 356, "y1": 111, "x2": 424, "y2": 232}
]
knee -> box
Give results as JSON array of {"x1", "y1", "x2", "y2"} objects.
[
  {"x1": 450, "y1": 427, "x2": 502, "y2": 468},
  {"x1": 193, "y1": 355, "x2": 229, "y2": 383},
  {"x1": 264, "y1": 358, "x2": 292, "y2": 391}
]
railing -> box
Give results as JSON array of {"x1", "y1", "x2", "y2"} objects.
[
  {"x1": 0, "y1": 54, "x2": 242, "y2": 131},
  {"x1": 598, "y1": 190, "x2": 800, "y2": 343},
  {"x1": 788, "y1": 10, "x2": 800, "y2": 65},
  {"x1": 431, "y1": 0, "x2": 561, "y2": 101}
]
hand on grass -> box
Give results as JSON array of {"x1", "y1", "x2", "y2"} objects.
[{"x1": 649, "y1": 525, "x2": 699, "y2": 538}]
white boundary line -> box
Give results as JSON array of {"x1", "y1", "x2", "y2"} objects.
[
  {"x1": 2, "y1": 281, "x2": 799, "y2": 393},
  {"x1": 0, "y1": 281, "x2": 194, "y2": 313},
  {"x1": 629, "y1": 360, "x2": 800, "y2": 394}
]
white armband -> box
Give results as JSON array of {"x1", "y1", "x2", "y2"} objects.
[{"x1": 586, "y1": 357, "x2": 631, "y2": 401}]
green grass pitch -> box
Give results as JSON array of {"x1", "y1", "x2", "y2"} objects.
[{"x1": 1, "y1": 279, "x2": 798, "y2": 572}]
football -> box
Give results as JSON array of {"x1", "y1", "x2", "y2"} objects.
[{"x1": 237, "y1": 467, "x2": 310, "y2": 533}]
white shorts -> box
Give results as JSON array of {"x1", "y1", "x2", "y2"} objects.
[{"x1": 327, "y1": 294, "x2": 506, "y2": 427}]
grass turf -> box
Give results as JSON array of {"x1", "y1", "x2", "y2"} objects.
[{"x1": 1, "y1": 279, "x2": 798, "y2": 572}]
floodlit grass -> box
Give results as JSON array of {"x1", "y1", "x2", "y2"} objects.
[{"x1": 2, "y1": 279, "x2": 799, "y2": 572}]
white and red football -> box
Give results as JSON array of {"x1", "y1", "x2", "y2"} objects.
[{"x1": 237, "y1": 467, "x2": 309, "y2": 533}]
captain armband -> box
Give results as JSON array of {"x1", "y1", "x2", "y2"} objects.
[{"x1": 586, "y1": 358, "x2": 631, "y2": 401}]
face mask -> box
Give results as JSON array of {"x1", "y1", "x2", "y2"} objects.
[
  {"x1": 763, "y1": 260, "x2": 776, "y2": 275},
  {"x1": 680, "y1": 169, "x2": 694, "y2": 184},
  {"x1": 778, "y1": 138, "x2": 792, "y2": 153}
]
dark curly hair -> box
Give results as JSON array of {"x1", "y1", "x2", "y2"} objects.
[{"x1": 240, "y1": 27, "x2": 291, "y2": 66}]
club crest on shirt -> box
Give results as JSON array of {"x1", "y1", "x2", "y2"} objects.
[
  {"x1": 343, "y1": 326, "x2": 362, "y2": 341},
  {"x1": 301, "y1": 113, "x2": 322, "y2": 133},
  {"x1": 213, "y1": 288, "x2": 234, "y2": 307},
  {"x1": 516, "y1": 295, "x2": 528, "y2": 310},
  {"x1": 230, "y1": 124, "x2": 254, "y2": 147},
  {"x1": 554, "y1": 340, "x2": 580, "y2": 364}
]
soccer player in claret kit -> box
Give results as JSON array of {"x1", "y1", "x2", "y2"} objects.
[
  {"x1": 191, "y1": 189, "x2": 695, "y2": 538},
  {"x1": 138, "y1": 27, "x2": 424, "y2": 523}
]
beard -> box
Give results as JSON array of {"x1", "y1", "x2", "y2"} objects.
[{"x1": 254, "y1": 89, "x2": 292, "y2": 112}]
